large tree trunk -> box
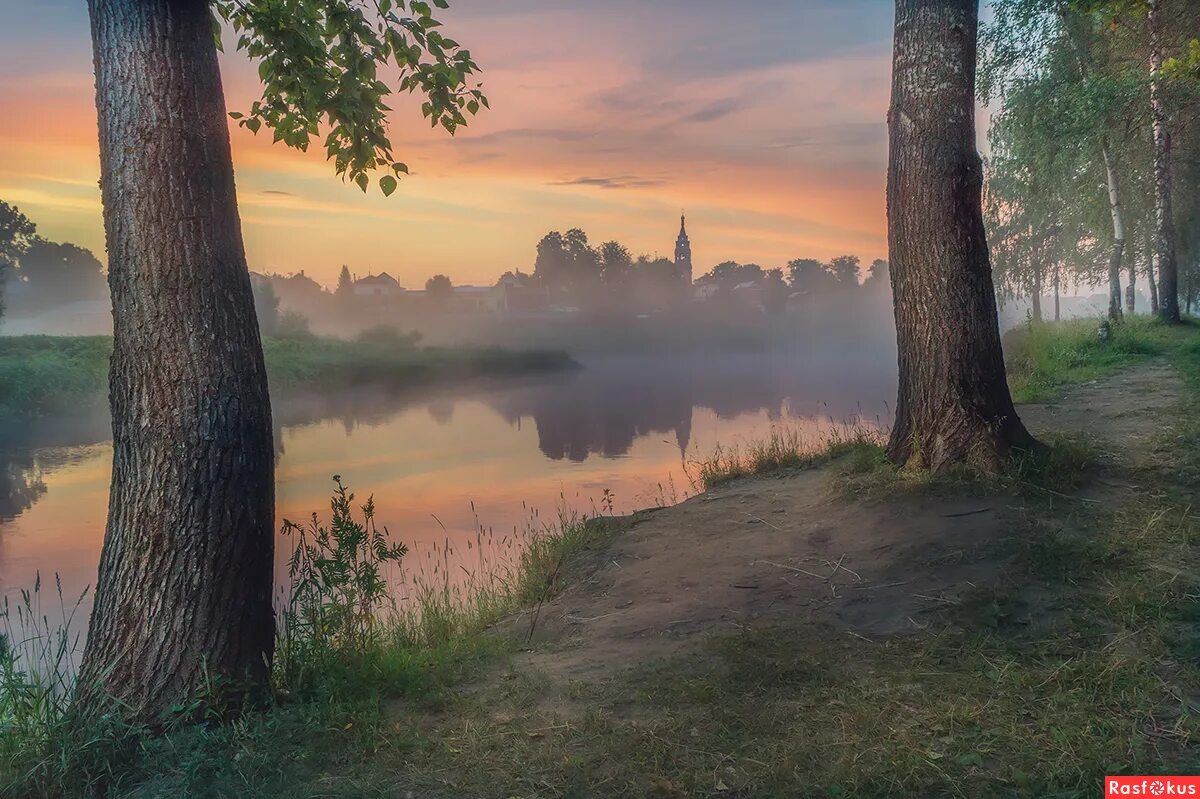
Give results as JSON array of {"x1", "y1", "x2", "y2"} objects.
[
  {"x1": 1101, "y1": 142, "x2": 1126, "y2": 321},
  {"x1": 886, "y1": 0, "x2": 1034, "y2": 472},
  {"x1": 1149, "y1": 0, "x2": 1180, "y2": 322},
  {"x1": 79, "y1": 0, "x2": 275, "y2": 723}
]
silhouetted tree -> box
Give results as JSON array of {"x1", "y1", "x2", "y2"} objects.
[
  {"x1": 15, "y1": 238, "x2": 107, "y2": 312},
  {"x1": 534, "y1": 231, "x2": 569, "y2": 297},
  {"x1": 827, "y1": 255, "x2": 861, "y2": 289},
  {"x1": 251, "y1": 276, "x2": 281, "y2": 335},
  {"x1": 865, "y1": 259, "x2": 890, "y2": 288},
  {"x1": 786, "y1": 258, "x2": 836, "y2": 295},
  {"x1": 425, "y1": 274, "x2": 453, "y2": 305},
  {"x1": 598, "y1": 241, "x2": 633, "y2": 292},
  {"x1": 762, "y1": 268, "x2": 789, "y2": 313},
  {"x1": 0, "y1": 201, "x2": 36, "y2": 320},
  {"x1": 335, "y1": 265, "x2": 354, "y2": 298}
]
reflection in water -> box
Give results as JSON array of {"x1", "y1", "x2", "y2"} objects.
[
  {"x1": 0, "y1": 452, "x2": 47, "y2": 521},
  {"x1": 0, "y1": 352, "x2": 896, "y2": 639}
]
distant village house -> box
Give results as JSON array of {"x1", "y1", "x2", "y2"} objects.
[{"x1": 352, "y1": 272, "x2": 403, "y2": 298}]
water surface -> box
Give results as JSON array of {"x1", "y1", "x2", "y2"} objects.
[{"x1": 0, "y1": 352, "x2": 896, "y2": 632}]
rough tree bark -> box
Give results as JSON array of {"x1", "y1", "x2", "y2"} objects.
[
  {"x1": 79, "y1": 0, "x2": 275, "y2": 722},
  {"x1": 1149, "y1": 0, "x2": 1180, "y2": 322},
  {"x1": 886, "y1": 0, "x2": 1034, "y2": 471}
]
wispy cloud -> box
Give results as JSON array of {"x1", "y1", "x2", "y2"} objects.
[{"x1": 547, "y1": 176, "x2": 666, "y2": 190}]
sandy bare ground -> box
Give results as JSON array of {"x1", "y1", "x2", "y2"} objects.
[
  {"x1": 1020, "y1": 361, "x2": 1184, "y2": 463},
  {"x1": 503, "y1": 360, "x2": 1184, "y2": 683}
]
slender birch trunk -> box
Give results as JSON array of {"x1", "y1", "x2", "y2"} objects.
[{"x1": 1149, "y1": 0, "x2": 1180, "y2": 322}]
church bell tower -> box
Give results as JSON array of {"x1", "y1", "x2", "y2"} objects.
[{"x1": 674, "y1": 213, "x2": 692, "y2": 285}]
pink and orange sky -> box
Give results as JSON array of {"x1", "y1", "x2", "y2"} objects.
[{"x1": 0, "y1": 0, "x2": 907, "y2": 289}]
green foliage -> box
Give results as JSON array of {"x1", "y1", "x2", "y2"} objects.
[
  {"x1": 1164, "y1": 37, "x2": 1200, "y2": 79},
  {"x1": 0, "y1": 574, "x2": 85, "y2": 763},
  {"x1": 982, "y1": 0, "x2": 1200, "y2": 315},
  {"x1": 354, "y1": 324, "x2": 421, "y2": 347},
  {"x1": 277, "y1": 478, "x2": 408, "y2": 694},
  {"x1": 1004, "y1": 316, "x2": 1172, "y2": 401},
  {"x1": 0, "y1": 200, "x2": 35, "y2": 272},
  {"x1": 261, "y1": 336, "x2": 575, "y2": 389},
  {"x1": 0, "y1": 336, "x2": 111, "y2": 420},
  {"x1": 274, "y1": 309, "x2": 316, "y2": 341},
  {"x1": 0, "y1": 574, "x2": 144, "y2": 797},
  {"x1": 214, "y1": 0, "x2": 488, "y2": 194},
  {"x1": 0, "y1": 335, "x2": 575, "y2": 422}
]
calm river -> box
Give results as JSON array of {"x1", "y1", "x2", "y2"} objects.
[{"x1": 0, "y1": 352, "x2": 896, "y2": 634}]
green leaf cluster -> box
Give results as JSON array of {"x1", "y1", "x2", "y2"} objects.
[{"x1": 213, "y1": 0, "x2": 488, "y2": 195}]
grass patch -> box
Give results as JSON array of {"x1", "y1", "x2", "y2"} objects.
[
  {"x1": 1004, "y1": 316, "x2": 1181, "y2": 403},
  {"x1": 376, "y1": 450, "x2": 1199, "y2": 798},
  {"x1": 0, "y1": 480, "x2": 618, "y2": 798},
  {"x1": 689, "y1": 424, "x2": 887, "y2": 490},
  {"x1": 0, "y1": 336, "x2": 111, "y2": 420},
  {"x1": 260, "y1": 337, "x2": 575, "y2": 391},
  {"x1": 832, "y1": 431, "x2": 1100, "y2": 505},
  {"x1": 0, "y1": 335, "x2": 575, "y2": 421}
]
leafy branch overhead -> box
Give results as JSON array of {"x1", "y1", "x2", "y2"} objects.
[{"x1": 213, "y1": 0, "x2": 488, "y2": 196}]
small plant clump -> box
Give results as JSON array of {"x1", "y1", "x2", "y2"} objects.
[
  {"x1": 276, "y1": 477, "x2": 408, "y2": 694},
  {"x1": 690, "y1": 422, "x2": 887, "y2": 490}
]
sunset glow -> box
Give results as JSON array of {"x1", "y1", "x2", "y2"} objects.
[{"x1": 0, "y1": 0, "x2": 895, "y2": 289}]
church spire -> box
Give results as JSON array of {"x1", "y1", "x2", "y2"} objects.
[{"x1": 674, "y1": 211, "x2": 692, "y2": 285}]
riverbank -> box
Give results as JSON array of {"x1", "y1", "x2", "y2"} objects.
[
  {"x1": 0, "y1": 335, "x2": 577, "y2": 420},
  {"x1": 3, "y1": 318, "x2": 1197, "y2": 797}
]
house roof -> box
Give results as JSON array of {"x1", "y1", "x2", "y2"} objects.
[{"x1": 355, "y1": 273, "x2": 402, "y2": 289}]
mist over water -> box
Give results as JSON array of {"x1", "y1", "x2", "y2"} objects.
[{"x1": 0, "y1": 348, "x2": 897, "y2": 638}]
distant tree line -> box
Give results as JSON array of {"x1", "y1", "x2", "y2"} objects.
[
  {"x1": 532, "y1": 228, "x2": 686, "y2": 311},
  {"x1": 693, "y1": 256, "x2": 891, "y2": 313},
  {"x1": 0, "y1": 201, "x2": 107, "y2": 321}
]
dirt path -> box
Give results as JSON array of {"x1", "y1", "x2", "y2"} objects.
[
  {"x1": 1020, "y1": 360, "x2": 1183, "y2": 462},
  {"x1": 505, "y1": 360, "x2": 1185, "y2": 684}
]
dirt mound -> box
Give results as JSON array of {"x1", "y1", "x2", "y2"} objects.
[
  {"x1": 512, "y1": 465, "x2": 1013, "y2": 682},
  {"x1": 506, "y1": 360, "x2": 1182, "y2": 683}
]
